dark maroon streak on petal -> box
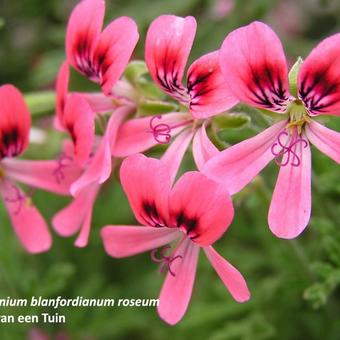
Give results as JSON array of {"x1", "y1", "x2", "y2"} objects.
[
  {"x1": 155, "y1": 46, "x2": 189, "y2": 102},
  {"x1": 247, "y1": 64, "x2": 289, "y2": 111},
  {"x1": 0, "y1": 127, "x2": 23, "y2": 159},
  {"x1": 299, "y1": 69, "x2": 340, "y2": 114},
  {"x1": 141, "y1": 201, "x2": 167, "y2": 228},
  {"x1": 174, "y1": 211, "x2": 199, "y2": 240},
  {"x1": 187, "y1": 67, "x2": 213, "y2": 108}
]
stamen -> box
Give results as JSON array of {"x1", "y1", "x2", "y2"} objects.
[
  {"x1": 4, "y1": 185, "x2": 27, "y2": 215},
  {"x1": 148, "y1": 115, "x2": 193, "y2": 144},
  {"x1": 271, "y1": 130, "x2": 308, "y2": 167},
  {"x1": 53, "y1": 153, "x2": 73, "y2": 184},
  {"x1": 150, "y1": 245, "x2": 182, "y2": 276}
]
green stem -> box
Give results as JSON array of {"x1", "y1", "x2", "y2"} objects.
[{"x1": 24, "y1": 91, "x2": 55, "y2": 116}]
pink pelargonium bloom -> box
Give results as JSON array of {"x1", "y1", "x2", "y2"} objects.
[
  {"x1": 65, "y1": 0, "x2": 139, "y2": 96},
  {"x1": 0, "y1": 85, "x2": 79, "y2": 253},
  {"x1": 203, "y1": 21, "x2": 340, "y2": 239},
  {"x1": 112, "y1": 14, "x2": 238, "y2": 161},
  {"x1": 101, "y1": 154, "x2": 250, "y2": 325}
]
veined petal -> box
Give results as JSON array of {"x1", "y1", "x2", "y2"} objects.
[
  {"x1": 112, "y1": 112, "x2": 192, "y2": 158},
  {"x1": 187, "y1": 51, "x2": 238, "y2": 118},
  {"x1": 0, "y1": 85, "x2": 31, "y2": 159},
  {"x1": 161, "y1": 129, "x2": 194, "y2": 185},
  {"x1": 63, "y1": 94, "x2": 95, "y2": 166},
  {"x1": 268, "y1": 133, "x2": 311, "y2": 239},
  {"x1": 120, "y1": 154, "x2": 171, "y2": 227},
  {"x1": 192, "y1": 124, "x2": 219, "y2": 171},
  {"x1": 92, "y1": 17, "x2": 139, "y2": 95},
  {"x1": 55, "y1": 61, "x2": 69, "y2": 130},
  {"x1": 101, "y1": 226, "x2": 179, "y2": 258},
  {"x1": 2, "y1": 158, "x2": 82, "y2": 196},
  {"x1": 145, "y1": 15, "x2": 196, "y2": 103},
  {"x1": 203, "y1": 120, "x2": 287, "y2": 195},
  {"x1": 220, "y1": 21, "x2": 290, "y2": 112},
  {"x1": 169, "y1": 172, "x2": 234, "y2": 246},
  {"x1": 66, "y1": 0, "x2": 105, "y2": 78},
  {"x1": 305, "y1": 120, "x2": 340, "y2": 163},
  {"x1": 299, "y1": 33, "x2": 340, "y2": 116},
  {"x1": 0, "y1": 181, "x2": 51, "y2": 253},
  {"x1": 158, "y1": 238, "x2": 199, "y2": 325},
  {"x1": 204, "y1": 246, "x2": 250, "y2": 303}
]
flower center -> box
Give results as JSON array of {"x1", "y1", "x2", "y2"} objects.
[
  {"x1": 148, "y1": 115, "x2": 193, "y2": 144},
  {"x1": 286, "y1": 100, "x2": 311, "y2": 134},
  {"x1": 150, "y1": 245, "x2": 182, "y2": 276}
]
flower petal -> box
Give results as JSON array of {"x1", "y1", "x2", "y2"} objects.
[
  {"x1": 160, "y1": 129, "x2": 194, "y2": 184},
  {"x1": 268, "y1": 133, "x2": 311, "y2": 239},
  {"x1": 158, "y1": 239, "x2": 199, "y2": 325},
  {"x1": 192, "y1": 124, "x2": 219, "y2": 171},
  {"x1": 0, "y1": 84, "x2": 31, "y2": 158},
  {"x1": 169, "y1": 172, "x2": 234, "y2": 246},
  {"x1": 55, "y1": 61, "x2": 69, "y2": 130},
  {"x1": 305, "y1": 120, "x2": 340, "y2": 163},
  {"x1": 63, "y1": 94, "x2": 95, "y2": 166},
  {"x1": 93, "y1": 16, "x2": 139, "y2": 95},
  {"x1": 53, "y1": 183, "x2": 99, "y2": 248},
  {"x1": 2, "y1": 158, "x2": 82, "y2": 195},
  {"x1": 112, "y1": 112, "x2": 192, "y2": 158},
  {"x1": 66, "y1": 0, "x2": 105, "y2": 78},
  {"x1": 220, "y1": 21, "x2": 290, "y2": 112},
  {"x1": 145, "y1": 15, "x2": 196, "y2": 103},
  {"x1": 299, "y1": 33, "x2": 340, "y2": 116},
  {"x1": 204, "y1": 246, "x2": 250, "y2": 302},
  {"x1": 0, "y1": 181, "x2": 51, "y2": 253},
  {"x1": 101, "y1": 226, "x2": 179, "y2": 258},
  {"x1": 187, "y1": 51, "x2": 238, "y2": 118},
  {"x1": 203, "y1": 120, "x2": 287, "y2": 195},
  {"x1": 120, "y1": 154, "x2": 171, "y2": 227},
  {"x1": 70, "y1": 106, "x2": 131, "y2": 196}
]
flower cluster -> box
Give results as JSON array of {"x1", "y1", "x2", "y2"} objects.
[{"x1": 1, "y1": 0, "x2": 339, "y2": 325}]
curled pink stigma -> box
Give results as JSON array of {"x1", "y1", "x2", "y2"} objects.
[
  {"x1": 53, "y1": 153, "x2": 73, "y2": 184},
  {"x1": 148, "y1": 115, "x2": 193, "y2": 144},
  {"x1": 4, "y1": 185, "x2": 26, "y2": 215},
  {"x1": 150, "y1": 245, "x2": 182, "y2": 276},
  {"x1": 149, "y1": 115, "x2": 172, "y2": 144},
  {"x1": 271, "y1": 130, "x2": 308, "y2": 167}
]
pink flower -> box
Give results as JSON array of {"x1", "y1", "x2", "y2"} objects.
[
  {"x1": 101, "y1": 154, "x2": 250, "y2": 325},
  {"x1": 0, "y1": 85, "x2": 79, "y2": 253},
  {"x1": 65, "y1": 0, "x2": 139, "y2": 96},
  {"x1": 112, "y1": 15, "x2": 238, "y2": 168},
  {"x1": 203, "y1": 21, "x2": 340, "y2": 239}
]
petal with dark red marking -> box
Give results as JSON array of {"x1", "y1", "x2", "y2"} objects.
[
  {"x1": 298, "y1": 33, "x2": 340, "y2": 116},
  {"x1": 93, "y1": 16, "x2": 139, "y2": 95},
  {"x1": 63, "y1": 94, "x2": 95, "y2": 166},
  {"x1": 169, "y1": 171, "x2": 234, "y2": 246},
  {"x1": 55, "y1": 61, "x2": 70, "y2": 130},
  {"x1": 187, "y1": 51, "x2": 238, "y2": 118},
  {"x1": 220, "y1": 21, "x2": 290, "y2": 112},
  {"x1": 66, "y1": 0, "x2": 105, "y2": 79},
  {"x1": 0, "y1": 84, "x2": 31, "y2": 159},
  {"x1": 120, "y1": 154, "x2": 171, "y2": 228},
  {"x1": 145, "y1": 15, "x2": 196, "y2": 103}
]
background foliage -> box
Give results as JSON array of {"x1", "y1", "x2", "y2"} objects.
[{"x1": 0, "y1": 0, "x2": 340, "y2": 339}]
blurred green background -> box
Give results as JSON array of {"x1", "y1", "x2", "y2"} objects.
[{"x1": 0, "y1": 0, "x2": 340, "y2": 339}]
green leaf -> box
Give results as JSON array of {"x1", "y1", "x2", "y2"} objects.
[
  {"x1": 213, "y1": 112, "x2": 251, "y2": 129},
  {"x1": 289, "y1": 57, "x2": 303, "y2": 97}
]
